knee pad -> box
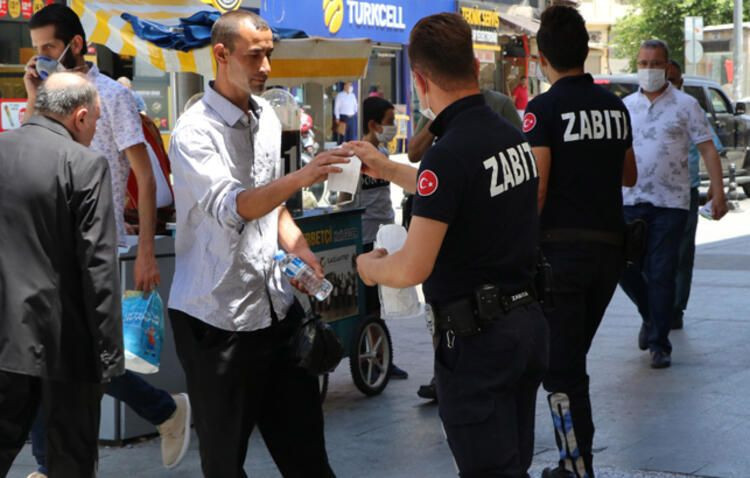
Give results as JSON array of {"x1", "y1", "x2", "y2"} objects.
[{"x1": 548, "y1": 392, "x2": 588, "y2": 478}]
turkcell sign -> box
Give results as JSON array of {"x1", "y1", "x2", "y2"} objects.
[
  {"x1": 348, "y1": 1, "x2": 406, "y2": 31},
  {"x1": 261, "y1": 0, "x2": 454, "y2": 44}
]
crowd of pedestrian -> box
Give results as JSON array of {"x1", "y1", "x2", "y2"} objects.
[{"x1": 0, "y1": 4, "x2": 730, "y2": 478}]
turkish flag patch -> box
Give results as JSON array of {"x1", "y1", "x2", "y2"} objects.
[
  {"x1": 522, "y1": 112, "x2": 537, "y2": 133},
  {"x1": 417, "y1": 169, "x2": 439, "y2": 197}
]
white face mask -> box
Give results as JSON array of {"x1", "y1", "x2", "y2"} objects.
[
  {"x1": 375, "y1": 124, "x2": 397, "y2": 143},
  {"x1": 638, "y1": 68, "x2": 666, "y2": 92},
  {"x1": 414, "y1": 74, "x2": 436, "y2": 121}
]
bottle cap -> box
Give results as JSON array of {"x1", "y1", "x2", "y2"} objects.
[{"x1": 274, "y1": 250, "x2": 286, "y2": 261}]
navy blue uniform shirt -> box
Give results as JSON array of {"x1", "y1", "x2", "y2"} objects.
[
  {"x1": 412, "y1": 94, "x2": 539, "y2": 306},
  {"x1": 523, "y1": 74, "x2": 632, "y2": 233}
]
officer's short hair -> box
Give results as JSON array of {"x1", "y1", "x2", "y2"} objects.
[
  {"x1": 35, "y1": 72, "x2": 98, "y2": 117},
  {"x1": 211, "y1": 9, "x2": 270, "y2": 52},
  {"x1": 537, "y1": 5, "x2": 589, "y2": 71},
  {"x1": 640, "y1": 39, "x2": 670, "y2": 61},
  {"x1": 363, "y1": 97, "x2": 394, "y2": 134},
  {"x1": 408, "y1": 13, "x2": 476, "y2": 89}
]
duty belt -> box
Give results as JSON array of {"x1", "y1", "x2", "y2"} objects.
[
  {"x1": 541, "y1": 228, "x2": 624, "y2": 247},
  {"x1": 431, "y1": 285, "x2": 536, "y2": 337}
]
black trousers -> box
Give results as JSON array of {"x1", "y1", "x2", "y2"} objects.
[
  {"x1": 541, "y1": 242, "x2": 623, "y2": 477},
  {"x1": 0, "y1": 370, "x2": 102, "y2": 478},
  {"x1": 435, "y1": 302, "x2": 549, "y2": 477},
  {"x1": 169, "y1": 303, "x2": 334, "y2": 478}
]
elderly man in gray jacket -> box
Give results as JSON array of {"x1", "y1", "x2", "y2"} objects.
[{"x1": 0, "y1": 72, "x2": 122, "y2": 477}]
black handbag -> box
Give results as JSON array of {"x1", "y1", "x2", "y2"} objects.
[
  {"x1": 624, "y1": 219, "x2": 648, "y2": 266},
  {"x1": 291, "y1": 312, "x2": 344, "y2": 376}
]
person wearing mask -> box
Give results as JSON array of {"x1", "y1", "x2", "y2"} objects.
[
  {"x1": 523, "y1": 6, "x2": 637, "y2": 477},
  {"x1": 359, "y1": 96, "x2": 408, "y2": 379},
  {"x1": 23, "y1": 6, "x2": 190, "y2": 475},
  {"x1": 621, "y1": 39, "x2": 727, "y2": 369},
  {"x1": 334, "y1": 81, "x2": 358, "y2": 144},
  {"x1": 665, "y1": 59, "x2": 724, "y2": 331},
  {"x1": 168, "y1": 10, "x2": 346, "y2": 477},
  {"x1": 351, "y1": 13, "x2": 548, "y2": 476},
  {"x1": 408, "y1": 87, "x2": 524, "y2": 401},
  {"x1": 0, "y1": 72, "x2": 121, "y2": 477}
]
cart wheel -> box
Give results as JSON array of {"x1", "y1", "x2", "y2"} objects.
[
  {"x1": 349, "y1": 316, "x2": 392, "y2": 396},
  {"x1": 319, "y1": 373, "x2": 329, "y2": 403}
]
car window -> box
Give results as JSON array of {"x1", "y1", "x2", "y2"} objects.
[
  {"x1": 708, "y1": 88, "x2": 732, "y2": 114},
  {"x1": 684, "y1": 86, "x2": 709, "y2": 113},
  {"x1": 596, "y1": 82, "x2": 637, "y2": 99}
]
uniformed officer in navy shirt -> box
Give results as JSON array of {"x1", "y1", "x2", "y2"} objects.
[
  {"x1": 523, "y1": 6, "x2": 637, "y2": 478},
  {"x1": 349, "y1": 13, "x2": 549, "y2": 477}
]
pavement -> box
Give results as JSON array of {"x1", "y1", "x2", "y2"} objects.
[{"x1": 8, "y1": 194, "x2": 750, "y2": 478}]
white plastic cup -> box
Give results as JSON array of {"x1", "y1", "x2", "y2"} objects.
[
  {"x1": 374, "y1": 224, "x2": 421, "y2": 319},
  {"x1": 327, "y1": 154, "x2": 361, "y2": 195}
]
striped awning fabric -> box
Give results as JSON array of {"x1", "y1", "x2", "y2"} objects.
[{"x1": 72, "y1": 0, "x2": 371, "y2": 84}]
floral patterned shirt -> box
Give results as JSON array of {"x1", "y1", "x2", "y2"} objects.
[
  {"x1": 623, "y1": 83, "x2": 711, "y2": 210},
  {"x1": 87, "y1": 64, "x2": 145, "y2": 244}
]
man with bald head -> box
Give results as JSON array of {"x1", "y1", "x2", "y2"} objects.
[
  {"x1": 168, "y1": 9, "x2": 343, "y2": 477},
  {"x1": 0, "y1": 72, "x2": 122, "y2": 476}
]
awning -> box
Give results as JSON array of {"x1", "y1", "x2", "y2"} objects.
[
  {"x1": 499, "y1": 13, "x2": 540, "y2": 36},
  {"x1": 71, "y1": 0, "x2": 372, "y2": 84},
  {"x1": 267, "y1": 37, "x2": 371, "y2": 87}
]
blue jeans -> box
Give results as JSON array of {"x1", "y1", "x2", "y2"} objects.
[
  {"x1": 32, "y1": 370, "x2": 176, "y2": 472},
  {"x1": 674, "y1": 187, "x2": 700, "y2": 314},
  {"x1": 619, "y1": 204, "x2": 688, "y2": 353}
]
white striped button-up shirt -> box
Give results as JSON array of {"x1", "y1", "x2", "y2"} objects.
[{"x1": 168, "y1": 84, "x2": 294, "y2": 331}]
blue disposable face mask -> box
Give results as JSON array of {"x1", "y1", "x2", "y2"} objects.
[{"x1": 35, "y1": 43, "x2": 71, "y2": 80}]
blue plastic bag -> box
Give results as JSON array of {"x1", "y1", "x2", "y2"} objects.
[{"x1": 122, "y1": 290, "x2": 165, "y2": 374}]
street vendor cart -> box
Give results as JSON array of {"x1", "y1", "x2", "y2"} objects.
[{"x1": 74, "y1": 0, "x2": 395, "y2": 431}]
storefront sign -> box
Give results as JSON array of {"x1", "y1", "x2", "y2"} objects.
[
  {"x1": 0, "y1": 100, "x2": 27, "y2": 132},
  {"x1": 0, "y1": 0, "x2": 52, "y2": 21},
  {"x1": 263, "y1": 0, "x2": 454, "y2": 44},
  {"x1": 458, "y1": 1, "x2": 501, "y2": 49}
]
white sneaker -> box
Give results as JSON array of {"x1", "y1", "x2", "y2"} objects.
[
  {"x1": 26, "y1": 473, "x2": 47, "y2": 478},
  {"x1": 156, "y1": 393, "x2": 191, "y2": 469}
]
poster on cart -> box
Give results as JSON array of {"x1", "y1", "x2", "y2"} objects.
[
  {"x1": 0, "y1": 100, "x2": 26, "y2": 132},
  {"x1": 307, "y1": 245, "x2": 359, "y2": 322}
]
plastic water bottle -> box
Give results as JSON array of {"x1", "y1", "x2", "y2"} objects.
[{"x1": 274, "y1": 251, "x2": 333, "y2": 301}]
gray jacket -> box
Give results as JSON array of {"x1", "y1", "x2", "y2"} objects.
[{"x1": 0, "y1": 115, "x2": 123, "y2": 382}]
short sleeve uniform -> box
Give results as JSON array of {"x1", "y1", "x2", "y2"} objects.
[
  {"x1": 524, "y1": 74, "x2": 632, "y2": 233},
  {"x1": 412, "y1": 95, "x2": 539, "y2": 306}
]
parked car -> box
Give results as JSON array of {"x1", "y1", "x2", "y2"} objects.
[{"x1": 593, "y1": 74, "x2": 750, "y2": 195}]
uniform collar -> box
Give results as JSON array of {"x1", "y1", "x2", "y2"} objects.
[
  {"x1": 550, "y1": 73, "x2": 593, "y2": 90},
  {"x1": 203, "y1": 81, "x2": 261, "y2": 128},
  {"x1": 429, "y1": 94, "x2": 485, "y2": 137},
  {"x1": 24, "y1": 115, "x2": 74, "y2": 140}
]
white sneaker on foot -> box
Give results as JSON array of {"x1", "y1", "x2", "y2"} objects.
[
  {"x1": 156, "y1": 393, "x2": 191, "y2": 469},
  {"x1": 26, "y1": 473, "x2": 47, "y2": 478}
]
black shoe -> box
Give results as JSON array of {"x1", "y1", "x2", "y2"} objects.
[
  {"x1": 650, "y1": 350, "x2": 671, "y2": 369},
  {"x1": 638, "y1": 322, "x2": 649, "y2": 351},
  {"x1": 671, "y1": 311, "x2": 684, "y2": 330},
  {"x1": 417, "y1": 378, "x2": 437, "y2": 401},
  {"x1": 389, "y1": 363, "x2": 408, "y2": 380},
  {"x1": 541, "y1": 466, "x2": 575, "y2": 478}
]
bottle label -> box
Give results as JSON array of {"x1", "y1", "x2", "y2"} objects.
[{"x1": 283, "y1": 256, "x2": 306, "y2": 278}]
